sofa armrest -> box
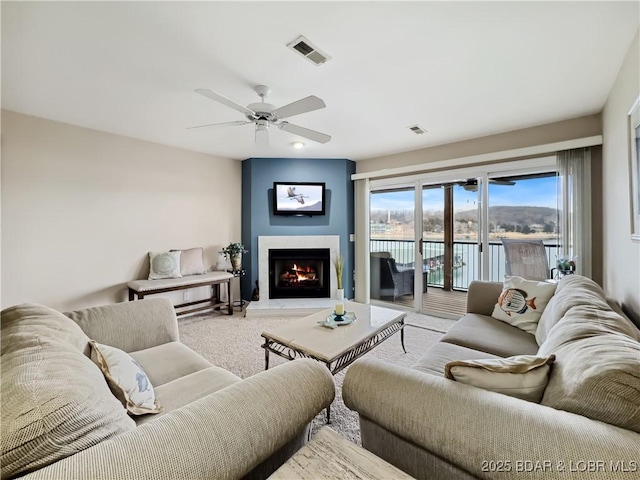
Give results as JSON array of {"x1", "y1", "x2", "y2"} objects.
[
  {"x1": 66, "y1": 298, "x2": 179, "y2": 352},
  {"x1": 24, "y1": 359, "x2": 335, "y2": 480},
  {"x1": 343, "y1": 358, "x2": 639, "y2": 480},
  {"x1": 466, "y1": 280, "x2": 503, "y2": 315}
]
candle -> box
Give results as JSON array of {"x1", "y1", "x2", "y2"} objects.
[{"x1": 335, "y1": 303, "x2": 345, "y2": 315}]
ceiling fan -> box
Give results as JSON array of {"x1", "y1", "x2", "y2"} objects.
[
  {"x1": 458, "y1": 178, "x2": 516, "y2": 192},
  {"x1": 190, "y1": 85, "x2": 331, "y2": 146}
]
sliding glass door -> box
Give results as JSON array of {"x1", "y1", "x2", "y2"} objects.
[
  {"x1": 368, "y1": 180, "x2": 483, "y2": 314},
  {"x1": 366, "y1": 157, "x2": 558, "y2": 316},
  {"x1": 487, "y1": 172, "x2": 560, "y2": 281},
  {"x1": 422, "y1": 182, "x2": 483, "y2": 290},
  {"x1": 369, "y1": 186, "x2": 419, "y2": 308}
]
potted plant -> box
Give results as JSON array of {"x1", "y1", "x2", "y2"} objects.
[
  {"x1": 556, "y1": 255, "x2": 576, "y2": 278},
  {"x1": 333, "y1": 254, "x2": 344, "y2": 300},
  {"x1": 220, "y1": 242, "x2": 248, "y2": 271}
]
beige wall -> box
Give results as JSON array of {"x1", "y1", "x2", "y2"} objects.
[
  {"x1": 602, "y1": 30, "x2": 640, "y2": 324},
  {"x1": 356, "y1": 114, "x2": 602, "y2": 174},
  {"x1": 1, "y1": 111, "x2": 241, "y2": 312}
]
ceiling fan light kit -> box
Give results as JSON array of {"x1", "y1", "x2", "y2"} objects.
[{"x1": 192, "y1": 85, "x2": 331, "y2": 145}]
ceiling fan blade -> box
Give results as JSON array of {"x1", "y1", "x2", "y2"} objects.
[
  {"x1": 194, "y1": 89, "x2": 255, "y2": 116},
  {"x1": 272, "y1": 95, "x2": 326, "y2": 119},
  {"x1": 490, "y1": 179, "x2": 516, "y2": 186},
  {"x1": 279, "y1": 122, "x2": 331, "y2": 144},
  {"x1": 187, "y1": 120, "x2": 250, "y2": 130}
]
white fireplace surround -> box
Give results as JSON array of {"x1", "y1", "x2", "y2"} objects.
[{"x1": 258, "y1": 235, "x2": 340, "y2": 300}]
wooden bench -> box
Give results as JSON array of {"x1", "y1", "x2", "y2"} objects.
[{"x1": 127, "y1": 271, "x2": 234, "y2": 317}]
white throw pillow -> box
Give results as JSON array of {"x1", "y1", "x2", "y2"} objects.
[
  {"x1": 172, "y1": 247, "x2": 206, "y2": 276},
  {"x1": 445, "y1": 354, "x2": 556, "y2": 402},
  {"x1": 89, "y1": 341, "x2": 163, "y2": 415},
  {"x1": 148, "y1": 251, "x2": 182, "y2": 280},
  {"x1": 491, "y1": 276, "x2": 557, "y2": 334}
]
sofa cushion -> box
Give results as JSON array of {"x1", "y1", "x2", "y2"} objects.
[
  {"x1": 412, "y1": 341, "x2": 503, "y2": 377},
  {"x1": 66, "y1": 298, "x2": 180, "y2": 354},
  {"x1": 135, "y1": 366, "x2": 242, "y2": 425},
  {"x1": 129, "y1": 341, "x2": 213, "y2": 387},
  {"x1": 2, "y1": 303, "x2": 91, "y2": 356},
  {"x1": 440, "y1": 313, "x2": 539, "y2": 357},
  {"x1": 536, "y1": 275, "x2": 612, "y2": 345},
  {"x1": 1, "y1": 304, "x2": 135, "y2": 479},
  {"x1": 90, "y1": 341, "x2": 163, "y2": 415},
  {"x1": 538, "y1": 306, "x2": 640, "y2": 433},
  {"x1": 444, "y1": 354, "x2": 555, "y2": 402},
  {"x1": 491, "y1": 276, "x2": 556, "y2": 334}
]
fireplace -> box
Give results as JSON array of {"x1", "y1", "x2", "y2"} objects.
[{"x1": 269, "y1": 248, "x2": 330, "y2": 299}]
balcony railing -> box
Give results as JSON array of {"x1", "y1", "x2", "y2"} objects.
[{"x1": 370, "y1": 239, "x2": 559, "y2": 290}]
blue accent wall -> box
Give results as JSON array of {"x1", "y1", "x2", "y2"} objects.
[{"x1": 241, "y1": 158, "x2": 356, "y2": 301}]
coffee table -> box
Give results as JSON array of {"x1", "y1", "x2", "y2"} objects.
[
  {"x1": 269, "y1": 426, "x2": 415, "y2": 479},
  {"x1": 261, "y1": 301, "x2": 406, "y2": 422}
]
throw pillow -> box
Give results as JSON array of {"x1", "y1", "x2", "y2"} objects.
[
  {"x1": 89, "y1": 341, "x2": 163, "y2": 415},
  {"x1": 172, "y1": 247, "x2": 206, "y2": 276},
  {"x1": 148, "y1": 250, "x2": 182, "y2": 280},
  {"x1": 445, "y1": 354, "x2": 556, "y2": 402},
  {"x1": 491, "y1": 276, "x2": 557, "y2": 334}
]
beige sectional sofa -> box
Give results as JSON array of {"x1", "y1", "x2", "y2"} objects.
[
  {"x1": 1, "y1": 298, "x2": 335, "y2": 479},
  {"x1": 343, "y1": 275, "x2": 640, "y2": 480}
]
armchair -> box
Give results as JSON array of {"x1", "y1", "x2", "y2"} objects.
[
  {"x1": 370, "y1": 252, "x2": 414, "y2": 301},
  {"x1": 501, "y1": 239, "x2": 551, "y2": 281}
]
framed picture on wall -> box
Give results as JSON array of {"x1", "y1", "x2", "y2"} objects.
[{"x1": 629, "y1": 96, "x2": 640, "y2": 242}]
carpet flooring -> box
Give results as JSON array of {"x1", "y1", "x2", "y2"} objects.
[{"x1": 178, "y1": 310, "x2": 456, "y2": 444}]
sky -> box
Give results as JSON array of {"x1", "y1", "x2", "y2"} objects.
[{"x1": 371, "y1": 176, "x2": 558, "y2": 212}]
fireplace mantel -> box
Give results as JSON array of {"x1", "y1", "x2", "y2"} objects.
[{"x1": 258, "y1": 235, "x2": 340, "y2": 300}]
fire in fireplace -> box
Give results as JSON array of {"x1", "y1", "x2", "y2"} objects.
[
  {"x1": 280, "y1": 263, "x2": 319, "y2": 287},
  {"x1": 269, "y1": 248, "x2": 330, "y2": 299}
]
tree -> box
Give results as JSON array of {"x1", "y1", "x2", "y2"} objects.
[{"x1": 522, "y1": 225, "x2": 532, "y2": 234}]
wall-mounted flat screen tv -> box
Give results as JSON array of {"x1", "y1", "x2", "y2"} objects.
[{"x1": 273, "y1": 182, "x2": 326, "y2": 216}]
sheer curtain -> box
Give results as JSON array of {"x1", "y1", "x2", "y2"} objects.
[
  {"x1": 353, "y1": 178, "x2": 370, "y2": 303},
  {"x1": 557, "y1": 148, "x2": 592, "y2": 278}
]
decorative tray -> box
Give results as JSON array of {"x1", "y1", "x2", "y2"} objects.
[{"x1": 317, "y1": 312, "x2": 356, "y2": 329}]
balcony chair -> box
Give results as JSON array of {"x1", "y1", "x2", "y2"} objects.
[
  {"x1": 370, "y1": 252, "x2": 414, "y2": 301},
  {"x1": 501, "y1": 239, "x2": 551, "y2": 281}
]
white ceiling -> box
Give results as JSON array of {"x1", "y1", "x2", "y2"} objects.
[{"x1": 2, "y1": 1, "x2": 638, "y2": 161}]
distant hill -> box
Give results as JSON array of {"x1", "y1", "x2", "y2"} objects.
[
  {"x1": 455, "y1": 206, "x2": 557, "y2": 226},
  {"x1": 371, "y1": 205, "x2": 558, "y2": 229}
]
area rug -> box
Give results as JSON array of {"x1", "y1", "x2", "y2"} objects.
[{"x1": 178, "y1": 312, "x2": 455, "y2": 444}]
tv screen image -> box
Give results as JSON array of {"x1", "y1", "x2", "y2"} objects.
[{"x1": 273, "y1": 182, "x2": 326, "y2": 215}]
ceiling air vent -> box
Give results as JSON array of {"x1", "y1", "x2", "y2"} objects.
[
  {"x1": 287, "y1": 35, "x2": 331, "y2": 66},
  {"x1": 408, "y1": 125, "x2": 427, "y2": 135}
]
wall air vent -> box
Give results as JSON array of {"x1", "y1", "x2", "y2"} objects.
[
  {"x1": 287, "y1": 35, "x2": 332, "y2": 66},
  {"x1": 408, "y1": 125, "x2": 427, "y2": 135}
]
